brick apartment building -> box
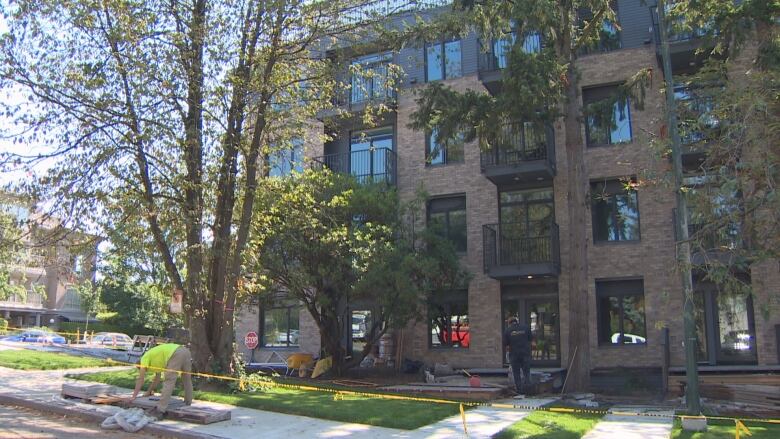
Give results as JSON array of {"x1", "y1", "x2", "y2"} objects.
[
  {"x1": 0, "y1": 198, "x2": 98, "y2": 328},
  {"x1": 235, "y1": 1, "x2": 780, "y2": 385}
]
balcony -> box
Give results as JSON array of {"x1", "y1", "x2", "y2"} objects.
[
  {"x1": 672, "y1": 208, "x2": 742, "y2": 266},
  {"x1": 483, "y1": 222, "x2": 560, "y2": 280},
  {"x1": 338, "y1": 0, "x2": 451, "y2": 25},
  {"x1": 478, "y1": 33, "x2": 542, "y2": 95},
  {"x1": 479, "y1": 122, "x2": 556, "y2": 186},
  {"x1": 313, "y1": 147, "x2": 396, "y2": 185},
  {"x1": 651, "y1": 7, "x2": 716, "y2": 71}
]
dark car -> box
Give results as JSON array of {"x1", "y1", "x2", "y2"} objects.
[{"x1": 3, "y1": 329, "x2": 67, "y2": 344}]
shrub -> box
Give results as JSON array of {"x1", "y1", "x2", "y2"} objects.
[{"x1": 0, "y1": 317, "x2": 7, "y2": 335}]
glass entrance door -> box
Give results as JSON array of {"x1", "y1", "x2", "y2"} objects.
[
  {"x1": 502, "y1": 297, "x2": 560, "y2": 366},
  {"x1": 694, "y1": 284, "x2": 757, "y2": 365}
]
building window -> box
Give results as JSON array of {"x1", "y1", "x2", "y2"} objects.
[
  {"x1": 591, "y1": 179, "x2": 640, "y2": 242},
  {"x1": 262, "y1": 303, "x2": 300, "y2": 348},
  {"x1": 492, "y1": 31, "x2": 542, "y2": 69},
  {"x1": 350, "y1": 126, "x2": 394, "y2": 180},
  {"x1": 596, "y1": 279, "x2": 647, "y2": 345},
  {"x1": 429, "y1": 290, "x2": 469, "y2": 348},
  {"x1": 428, "y1": 196, "x2": 467, "y2": 252},
  {"x1": 583, "y1": 85, "x2": 632, "y2": 146},
  {"x1": 426, "y1": 129, "x2": 464, "y2": 166},
  {"x1": 269, "y1": 139, "x2": 304, "y2": 177},
  {"x1": 350, "y1": 52, "x2": 393, "y2": 104},
  {"x1": 426, "y1": 40, "x2": 462, "y2": 82},
  {"x1": 63, "y1": 288, "x2": 81, "y2": 310},
  {"x1": 674, "y1": 85, "x2": 719, "y2": 145}
]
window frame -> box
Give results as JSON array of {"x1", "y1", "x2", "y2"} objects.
[
  {"x1": 427, "y1": 195, "x2": 468, "y2": 253},
  {"x1": 595, "y1": 278, "x2": 647, "y2": 346},
  {"x1": 268, "y1": 138, "x2": 305, "y2": 178},
  {"x1": 350, "y1": 52, "x2": 393, "y2": 104},
  {"x1": 425, "y1": 130, "x2": 465, "y2": 166},
  {"x1": 425, "y1": 39, "x2": 463, "y2": 82},
  {"x1": 590, "y1": 179, "x2": 641, "y2": 243},
  {"x1": 428, "y1": 290, "x2": 469, "y2": 349},
  {"x1": 260, "y1": 302, "x2": 301, "y2": 349},
  {"x1": 583, "y1": 85, "x2": 633, "y2": 147}
]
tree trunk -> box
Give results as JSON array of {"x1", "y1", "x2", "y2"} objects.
[{"x1": 562, "y1": 62, "x2": 591, "y2": 392}]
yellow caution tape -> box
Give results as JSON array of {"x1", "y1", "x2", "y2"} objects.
[
  {"x1": 735, "y1": 419, "x2": 752, "y2": 439},
  {"x1": 460, "y1": 403, "x2": 468, "y2": 436}
]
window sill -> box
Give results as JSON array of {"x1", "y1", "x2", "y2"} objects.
[
  {"x1": 593, "y1": 240, "x2": 641, "y2": 246},
  {"x1": 260, "y1": 346, "x2": 301, "y2": 350},
  {"x1": 429, "y1": 346, "x2": 469, "y2": 350},
  {"x1": 586, "y1": 141, "x2": 634, "y2": 148},
  {"x1": 597, "y1": 343, "x2": 647, "y2": 348},
  {"x1": 425, "y1": 162, "x2": 466, "y2": 168}
]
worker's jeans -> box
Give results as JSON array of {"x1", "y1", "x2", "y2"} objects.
[
  {"x1": 509, "y1": 354, "x2": 531, "y2": 394},
  {"x1": 158, "y1": 347, "x2": 193, "y2": 412}
]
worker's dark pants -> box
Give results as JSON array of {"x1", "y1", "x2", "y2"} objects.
[{"x1": 510, "y1": 354, "x2": 531, "y2": 394}]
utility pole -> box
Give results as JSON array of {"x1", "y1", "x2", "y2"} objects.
[{"x1": 657, "y1": 0, "x2": 701, "y2": 414}]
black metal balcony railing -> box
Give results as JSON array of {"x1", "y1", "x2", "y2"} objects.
[
  {"x1": 483, "y1": 222, "x2": 560, "y2": 272},
  {"x1": 672, "y1": 208, "x2": 741, "y2": 252},
  {"x1": 313, "y1": 147, "x2": 397, "y2": 185},
  {"x1": 332, "y1": 82, "x2": 398, "y2": 108},
  {"x1": 651, "y1": 7, "x2": 714, "y2": 45},
  {"x1": 478, "y1": 33, "x2": 543, "y2": 74},
  {"x1": 479, "y1": 122, "x2": 556, "y2": 172},
  {"x1": 338, "y1": 0, "x2": 451, "y2": 25}
]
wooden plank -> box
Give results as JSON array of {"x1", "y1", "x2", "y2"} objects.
[
  {"x1": 61, "y1": 383, "x2": 116, "y2": 399},
  {"x1": 129, "y1": 396, "x2": 186, "y2": 411},
  {"x1": 167, "y1": 406, "x2": 231, "y2": 424}
]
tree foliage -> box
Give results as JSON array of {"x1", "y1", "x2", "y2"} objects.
[
  {"x1": 246, "y1": 170, "x2": 469, "y2": 374},
  {"x1": 0, "y1": 0, "x2": 368, "y2": 373}
]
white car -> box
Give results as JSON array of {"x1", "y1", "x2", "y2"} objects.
[
  {"x1": 611, "y1": 333, "x2": 646, "y2": 344},
  {"x1": 89, "y1": 332, "x2": 134, "y2": 348},
  {"x1": 276, "y1": 330, "x2": 299, "y2": 344}
]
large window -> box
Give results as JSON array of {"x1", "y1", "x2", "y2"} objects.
[
  {"x1": 429, "y1": 290, "x2": 469, "y2": 348},
  {"x1": 491, "y1": 30, "x2": 542, "y2": 70},
  {"x1": 262, "y1": 303, "x2": 300, "y2": 348},
  {"x1": 269, "y1": 139, "x2": 304, "y2": 177},
  {"x1": 596, "y1": 279, "x2": 646, "y2": 345},
  {"x1": 674, "y1": 85, "x2": 718, "y2": 145},
  {"x1": 583, "y1": 85, "x2": 632, "y2": 146},
  {"x1": 591, "y1": 179, "x2": 640, "y2": 242},
  {"x1": 428, "y1": 196, "x2": 467, "y2": 252},
  {"x1": 351, "y1": 52, "x2": 393, "y2": 104},
  {"x1": 426, "y1": 129, "x2": 464, "y2": 166},
  {"x1": 426, "y1": 40, "x2": 462, "y2": 82}
]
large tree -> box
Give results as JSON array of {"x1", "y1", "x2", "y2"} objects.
[
  {"x1": 247, "y1": 170, "x2": 469, "y2": 374},
  {"x1": 0, "y1": 0, "x2": 374, "y2": 373},
  {"x1": 386, "y1": 0, "x2": 649, "y2": 390}
]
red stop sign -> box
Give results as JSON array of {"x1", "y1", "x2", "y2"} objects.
[{"x1": 244, "y1": 331, "x2": 259, "y2": 349}]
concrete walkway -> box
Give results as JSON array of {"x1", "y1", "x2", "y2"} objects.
[
  {"x1": 0, "y1": 365, "x2": 547, "y2": 438},
  {"x1": 581, "y1": 406, "x2": 675, "y2": 439}
]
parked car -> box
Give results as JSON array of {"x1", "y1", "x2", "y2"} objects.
[
  {"x1": 2, "y1": 329, "x2": 66, "y2": 344},
  {"x1": 89, "y1": 332, "x2": 134, "y2": 348}
]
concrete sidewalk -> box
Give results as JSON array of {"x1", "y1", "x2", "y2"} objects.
[
  {"x1": 581, "y1": 406, "x2": 675, "y2": 439},
  {"x1": 0, "y1": 366, "x2": 545, "y2": 438}
]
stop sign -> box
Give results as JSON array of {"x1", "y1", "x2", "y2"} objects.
[{"x1": 244, "y1": 331, "x2": 259, "y2": 349}]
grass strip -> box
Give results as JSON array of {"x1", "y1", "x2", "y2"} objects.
[
  {"x1": 493, "y1": 408, "x2": 603, "y2": 439},
  {"x1": 69, "y1": 370, "x2": 460, "y2": 430},
  {"x1": 0, "y1": 350, "x2": 111, "y2": 370},
  {"x1": 671, "y1": 418, "x2": 780, "y2": 439}
]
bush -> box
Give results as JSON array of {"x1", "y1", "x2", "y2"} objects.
[{"x1": 0, "y1": 317, "x2": 7, "y2": 335}]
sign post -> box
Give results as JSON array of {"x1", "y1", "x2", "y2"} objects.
[{"x1": 244, "y1": 331, "x2": 259, "y2": 364}]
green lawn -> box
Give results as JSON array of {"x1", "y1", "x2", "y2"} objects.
[
  {"x1": 69, "y1": 370, "x2": 460, "y2": 430},
  {"x1": 0, "y1": 350, "x2": 111, "y2": 370},
  {"x1": 493, "y1": 409, "x2": 603, "y2": 439},
  {"x1": 671, "y1": 418, "x2": 780, "y2": 439}
]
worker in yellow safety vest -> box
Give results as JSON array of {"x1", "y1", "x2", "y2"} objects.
[{"x1": 131, "y1": 343, "x2": 193, "y2": 416}]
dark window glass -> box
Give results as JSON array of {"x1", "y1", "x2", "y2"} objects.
[
  {"x1": 426, "y1": 40, "x2": 462, "y2": 82},
  {"x1": 492, "y1": 31, "x2": 541, "y2": 69},
  {"x1": 596, "y1": 280, "x2": 646, "y2": 345},
  {"x1": 351, "y1": 52, "x2": 392, "y2": 104},
  {"x1": 583, "y1": 85, "x2": 632, "y2": 146},
  {"x1": 428, "y1": 196, "x2": 467, "y2": 252},
  {"x1": 427, "y1": 129, "x2": 465, "y2": 166},
  {"x1": 429, "y1": 290, "x2": 469, "y2": 348},
  {"x1": 591, "y1": 180, "x2": 640, "y2": 242},
  {"x1": 674, "y1": 85, "x2": 719, "y2": 145},
  {"x1": 262, "y1": 304, "x2": 300, "y2": 348},
  {"x1": 269, "y1": 139, "x2": 304, "y2": 177}
]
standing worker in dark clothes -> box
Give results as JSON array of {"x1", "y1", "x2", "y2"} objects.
[{"x1": 503, "y1": 316, "x2": 533, "y2": 396}]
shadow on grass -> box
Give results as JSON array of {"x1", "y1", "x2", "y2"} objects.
[{"x1": 68, "y1": 370, "x2": 460, "y2": 430}]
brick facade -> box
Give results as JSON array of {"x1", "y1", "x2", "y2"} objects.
[{"x1": 234, "y1": 41, "x2": 780, "y2": 376}]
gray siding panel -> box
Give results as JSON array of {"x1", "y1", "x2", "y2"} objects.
[
  {"x1": 399, "y1": 46, "x2": 425, "y2": 86},
  {"x1": 618, "y1": 0, "x2": 655, "y2": 49},
  {"x1": 460, "y1": 32, "x2": 479, "y2": 77}
]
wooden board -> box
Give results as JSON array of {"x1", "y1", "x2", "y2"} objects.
[
  {"x1": 166, "y1": 406, "x2": 232, "y2": 424},
  {"x1": 129, "y1": 396, "x2": 185, "y2": 410},
  {"x1": 62, "y1": 383, "x2": 116, "y2": 399}
]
